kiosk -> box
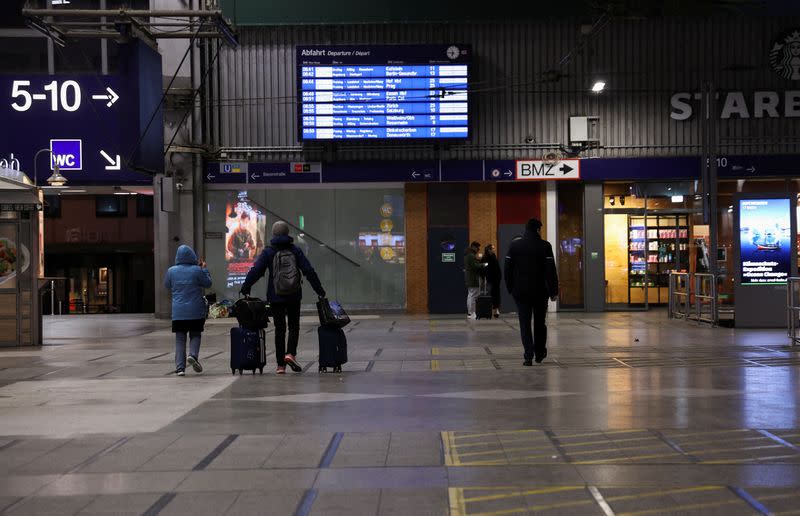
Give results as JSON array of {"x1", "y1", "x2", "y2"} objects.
[{"x1": 0, "y1": 166, "x2": 43, "y2": 346}]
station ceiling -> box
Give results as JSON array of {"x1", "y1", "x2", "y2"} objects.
[{"x1": 219, "y1": 0, "x2": 795, "y2": 26}]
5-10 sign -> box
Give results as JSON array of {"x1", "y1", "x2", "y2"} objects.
[{"x1": 10, "y1": 80, "x2": 119, "y2": 113}]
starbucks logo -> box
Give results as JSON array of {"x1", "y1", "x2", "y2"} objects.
[{"x1": 769, "y1": 29, "x2": 800, "y2": 81}]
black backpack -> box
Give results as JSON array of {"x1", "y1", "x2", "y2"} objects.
[
  {"x1": 234, "y1": 297, "x2": 270, "y2": 330},
  {"x1": 272, "y1": 247, "x2": 302, "y2": 296}
]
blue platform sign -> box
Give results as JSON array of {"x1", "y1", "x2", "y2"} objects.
[
  {"x1": 0, "y1": 41, "x2": 163, "y2": 185},
  {"x1": 50, "y1": 139, "x2": 83, "y2": 171}
]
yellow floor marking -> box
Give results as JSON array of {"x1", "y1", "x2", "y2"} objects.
[
  {"x1": 448, "y1": 488, "x2": 466, "y2": 516},
  {"x1": 563, "y1": 443, "x2": 678, "y2": 457},
  {"x1": 701, "y1": 453, "x2": 800, "y2": 464},
  {"x1": 556, "y1": 429, "x2": 645, "y2": 439},
  {"x1": 617, "y1": 498, "x2": 746, "y2": 516},
  {"x1": 442, "y1": 431, "x2": 460, "y2": 466},
  {"x1": 431, "y1": 360, "x2": 440, "y2": 371},
  {"x1": 695, "y1": 443, "x2": 785, "y2": 455},
  {"x1": 457, "y1": 444, "x2": 554, "y2": 458},
  {"x1": 451, "y1": 437, "x2": 550, "y2": 449},
  {"x1": 775, "y1": 510, "x2": 800, "y2": 516},
  {"x1": 431, "y1": 347, "x2": 440, "y2": 355},
  {"x1": 462, "y1": 486, "x2": 584, "y2": 504},
  {"x1": 665, "y1": 428, "x2": 751, "y2": 439},
  {"x1": 453, "y1": 429, "x2": 541, "y2": 440},
  {"x1": 573, "y1": 452, "x2": 681, "y2": 464},
  {"x1": 464, "y1": 487, "x2": 724, "y2": 516},
  {"x1": 673, "y1": 435, "x2": 768, "y2": 448}
]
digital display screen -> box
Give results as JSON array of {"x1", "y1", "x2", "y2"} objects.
[
  {"x1": 739, "y1": 198, "x2": 792, "y2": 285},
  {"x1": 297, "y1": 45, "x2": 470, "y2": 140},
  {"x1": 225, "y1": 193, "x2": 267, "y2": 289}
]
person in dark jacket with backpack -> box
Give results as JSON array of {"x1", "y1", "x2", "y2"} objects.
[
  {"x1": 240, "y1": 221, "x2": 326, "y2": 374},
  {"x1": 504, "y1": 218, "x2": 559, "y2": 366},
  {"x1": 164, "y1": 245, "x2": 212, "y2": 376}
]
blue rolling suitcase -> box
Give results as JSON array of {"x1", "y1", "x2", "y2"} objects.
[
  {"x1": 317, "y1": 325, "x2": 348, "y2": 373},
  {"x1": 230, "y1": 326, "x2": 267, "y2": 375}
]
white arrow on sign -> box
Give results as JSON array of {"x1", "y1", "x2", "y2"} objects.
[
  {"x1": 100, "y1": 150, "x2": 121, "y2": 171},
  {"x1": 411, "y1": 171, "x2": 420, "y2": 179},
  {"x1": 504, "y1": 170, "x2": 513, "y2": 177},
  {"x1": 91, "y1": 87, "x2": 119, "y2": 107},
  {"x1": 207, "y1": 173, "x2": 215, "y2": 181}
]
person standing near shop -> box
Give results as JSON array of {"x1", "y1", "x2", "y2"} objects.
[
  {"x1": 482, "y1": 244, "x2": 502, "y2": 318},
  {"x1": 240, "y1": 221, "x2": 326, "y2": 374},
  {"x1": 504, "y1": 219, "x2": 558, "y2": 365},
  {"x1": 163, "y1": 245, "x2": 213, "y2": 376},
  {"x1": 464, "y1": 241, "x2": 487, "y2": 320}
]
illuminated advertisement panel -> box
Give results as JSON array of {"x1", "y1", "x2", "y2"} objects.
[{"x1": 739, "y1": 198, "x2": 791, "y2": 285}]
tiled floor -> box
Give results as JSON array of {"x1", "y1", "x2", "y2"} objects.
[{"x1": 0, "y1": 311, "x2": 798, "y2": 515}]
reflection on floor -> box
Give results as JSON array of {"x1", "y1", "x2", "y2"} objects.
[{"x1": 0, "y1": 311, "x2": 797, "y2": 515}]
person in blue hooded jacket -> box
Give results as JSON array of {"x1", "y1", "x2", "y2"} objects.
[
  {"x1": 164, "y1": 245, "x2": 213, "y2": 376},
  {"x1": 240, "y1": 221, "x2": 325, "y2": 374}
]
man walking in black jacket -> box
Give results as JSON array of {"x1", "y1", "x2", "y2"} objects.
[{"x1": 504, "y1": 218, "x2": 559, "y2": 365}]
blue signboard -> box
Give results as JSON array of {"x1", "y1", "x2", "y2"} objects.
[
  {"x1": 0, "y1": 74, "x2": 155, "y2": 185},
  {"x1": 297, "y1": 45, "x2": 471, "y2": 141},
  {"x1": 739, "y1": 198, "x2": 792, "y2": 285},
  {"x1": 205, "y1": 157, "x2": 704, "y2": 185},
  {"x1": 0, "y1": 42, "x2": 163, "y2": 186}
]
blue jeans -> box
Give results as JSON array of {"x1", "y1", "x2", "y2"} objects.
[{"x1": 175, "y1": 331, "x2": 201, "y2": 371}]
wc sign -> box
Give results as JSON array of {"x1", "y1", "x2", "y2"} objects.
[{"x1": 50, "y1": 139, "x2": 83, "y2": 171}]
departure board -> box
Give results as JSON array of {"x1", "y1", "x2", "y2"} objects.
[{"x1": 297, "y1": 45, "x2": 470, "y2": 141}]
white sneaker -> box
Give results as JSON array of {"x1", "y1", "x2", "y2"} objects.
[{"x1": 467, "y1": 313, "x2": 478, "y2": 320}]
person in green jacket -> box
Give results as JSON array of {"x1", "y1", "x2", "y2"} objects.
[{"x1": 464, "y1": 241, "x2": 488, "y2": 320}]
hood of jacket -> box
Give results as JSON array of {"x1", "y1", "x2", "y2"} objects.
[
  {"x1": 175, "y1": 245, "x2": 198, "y2": 265},
  {"x1": 270, "y1": 234, "x2": 294, "y2": 248}
]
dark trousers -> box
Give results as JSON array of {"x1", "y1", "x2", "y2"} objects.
[
  {"x1": 515, "y1": 296, "x2": 549, "y2": 360},
  {"x1": 271, "y1": 301, "x2": 301, "y2": 366},
  {"x1": 489, "y1": 281, "x2": 501, "y2": 309}
]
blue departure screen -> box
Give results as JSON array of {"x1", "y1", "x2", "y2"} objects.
[{"x1": 297, "y1": 45, "x2": 470, "y2": 141}]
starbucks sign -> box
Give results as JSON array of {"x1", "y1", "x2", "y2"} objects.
[{"x1": 769, "y1": 28, "x2": 800, "y2": 81}]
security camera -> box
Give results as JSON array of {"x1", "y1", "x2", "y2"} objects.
[
  {"x1": 525, "y1": 136, "x2": 535, "y2": 144},
  {"x1": 175, "y1": 182, "x2": 184, "y2": 191}
]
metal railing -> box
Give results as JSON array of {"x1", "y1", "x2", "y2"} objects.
[
  {"x1": 691, "y1": 273, "x2": 718, "y2": 326},
  {"x1": 668, "y1": 272, "x2": 690, "y2": 319},
  {"x1": 787, "y1": 277, "x2": 800, "y2": 346}
]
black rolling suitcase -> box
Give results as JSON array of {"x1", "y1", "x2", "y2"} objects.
[
  {"x1": 317, "y1": 325, "x2": 348, "y2": 373},
  {"x1": 475, "y1": 277, "x2": 493, "y2": 320},
  {"x1": 230, "y1": 326, "x2": 267, "y2": 375}
]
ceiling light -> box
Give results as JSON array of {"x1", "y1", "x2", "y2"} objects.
[
  {"x1": 609, "y1": 196, "x2": 615, "y2": 206},
  {"x1": 671, "y1": 195, "x2": 684, "y2": 203},
  {"x1": 591, "y1": 81, "x2": 606, "y2": 93}
]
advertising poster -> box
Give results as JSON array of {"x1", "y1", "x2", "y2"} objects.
[
  {"x1": 739, "y1": 198, "x2": 791, "y2": 285},
  {"x1": 225, "y1": 193, "x2": 266, "y2": 289}
]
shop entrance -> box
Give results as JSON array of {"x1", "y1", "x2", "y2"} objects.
[{"x1": 603, "y1": 182, "x2": 698, "y2": 310}]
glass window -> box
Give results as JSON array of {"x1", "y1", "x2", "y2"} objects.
[
  {"x1": 204, "y1": 187, "x2": 406, "y2": 309},
  {"x1": 44, "y1": 195, "x2": 61, "y2": 218},
  {"x1": 136, "y1": 195, "x2": 154, "y2": 217},
  {"x1": 0, "y1": 37, "x2": 48, "y2": 73},
  {"x1": 55, "y1": 39, "x2": 102, "y2": 73},
  {"x1": 95, "y1": 195, "x2": 127, "y2": 217},
  {"x1": 556, "y1": 182, "x2": 583, "y2": 308}
]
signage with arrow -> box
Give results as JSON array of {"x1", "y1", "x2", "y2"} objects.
[
  {"x1": 91, "y1": 87, "x2": 120, "y2": 108},
  {"x1": 516, "y1": 159, "x2": 581, "y2": 180},
  {"x1": 1, "y1": 72, "x2": 155, "y2": 185}
]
